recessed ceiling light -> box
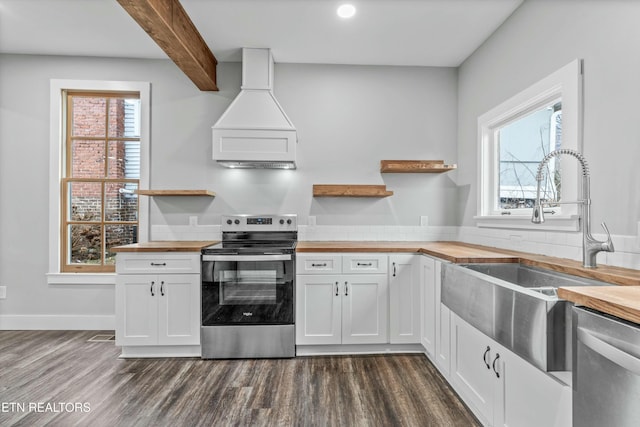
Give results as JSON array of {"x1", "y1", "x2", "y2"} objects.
[{"x1": 337, "y1": 4, "x2": 356, "y2": 19}]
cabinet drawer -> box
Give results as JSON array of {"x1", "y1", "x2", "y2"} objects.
[
  {"x1": 342, "y1": 254, "x2": 388, "y2": 274},
  {"x1": 296, "y1": 254, "x2": 342, "y2": 275},
  {"x1": 116, "y1": 253, "x2": 200, "y2": 274}
]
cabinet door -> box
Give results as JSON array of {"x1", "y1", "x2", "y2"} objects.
[
  {"x1": 296, "y1": 275, "x2": 342, "y2": 345},
  {"x1": 157, "y1": 274, "x2": 200, "y2": 346},
  {"x1": 450, "y1": 314, "x2": 494, "y2": 426},
  {"x1": 494, "y1": 346, "x2": 572, "y2": 427},
  {"x1": 434, "y1": 261, "x2": 452, "y2": 378},
  {"x1": 389, "y1": 254, "x2": 421, "y2": 344},
  {"x1": 342, "y1": 275, "x2": 388, "y2": 344},
  {"x1": 115, "y1": 274, "x2": 158, "y2": 346},
  {"x1": 420, "y1": 256, "x2": 436, "y2": 357}
]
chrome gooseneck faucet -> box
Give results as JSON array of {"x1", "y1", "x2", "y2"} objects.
[{"x1": 531, "y1": 149, "x2": 614, "y2": 268}]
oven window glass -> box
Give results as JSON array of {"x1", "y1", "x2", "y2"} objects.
[
  {"x1": 219, "y1": 268, "x2": 277, "y2": 305},
  {"x1": 201, "y1": 259, "x2": 294, "y2": 325}
]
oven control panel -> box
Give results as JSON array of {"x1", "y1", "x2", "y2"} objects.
[
  {"x1": 247, "y1": 217, "x2": 272, "y2": 225},
  {"x1": 222, "y1": 214, "x2": 297, "y2": 231}
]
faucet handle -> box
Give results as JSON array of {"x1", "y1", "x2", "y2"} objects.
[
  {"x1": 600, "y1": 222, "x2": 615, "y2": 252},
  {"x1": 531, "y1": 204, "x2": 544, "y2": 224}
]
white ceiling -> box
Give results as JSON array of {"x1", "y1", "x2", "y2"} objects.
[{"x1": 0, "y1": 0, "x2": 523, "y2": 67}]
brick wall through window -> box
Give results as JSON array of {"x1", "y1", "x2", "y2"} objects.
[{"x1": 62, "y1": 92, "x2": 140, "y2": 272}]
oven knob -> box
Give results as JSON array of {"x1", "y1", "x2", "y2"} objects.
[
  {"x1": 279, "y1": 219, "x2": 285, "y2": 225},
  {"x1": 226, "y1": 219, "x2": 232, "y2": 225},
  {"x1": 234, "y1": 219, "x2": 240, "y2": 225},
  {"x1": 287, "y1": 219, "x2": 292, "y2": 225}
]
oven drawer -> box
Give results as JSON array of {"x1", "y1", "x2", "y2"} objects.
[
  {"x1": 296, "y1": 254, "x2": 342, "y2": 275},
  {"x1": 116, "y1": 253, "x2": 200, "y2": 274},
  {"x1": 342, "y1": 254, "x2": 388, "y2": 274}
]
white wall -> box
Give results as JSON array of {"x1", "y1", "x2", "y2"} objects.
[
  {"x1": 457, "y1": 0, "x2": 640, "y2": 236},
  {"x1": 153, "y1": 62, "x2": 459, "y2": 228},
  {"x1": 0, "y1": 54, "x2": 457, "y2": 326},
  {"x1": 0, "y1": 54, "x2": 223, "y2": 327}
]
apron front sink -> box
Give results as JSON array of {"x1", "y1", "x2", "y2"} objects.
[{"x1": 442, "y1": 262, "x2": 611, "y2": 372}]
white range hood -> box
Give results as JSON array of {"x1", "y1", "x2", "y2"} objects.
[{"x1": 212, "y1": 48, "x2": 297, "y2": 169}]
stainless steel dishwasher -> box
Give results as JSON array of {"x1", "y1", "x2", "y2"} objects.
[{"x1": 573, "y1": 306, "x2": 640, "y2": 427}]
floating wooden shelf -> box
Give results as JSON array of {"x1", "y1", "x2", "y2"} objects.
[
  {"x1": 380, "y1": 160, "x2": 457, "y2": 173},
  {"x1": 313, "y1": 185, "x2": 393, "y2": 198},
  {"x1": 136, "y1": 190, "x2": 216, "y2": 197}
]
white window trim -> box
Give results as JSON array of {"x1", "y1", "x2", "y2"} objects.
[
  {"x1": 47, "y1": 79, "x2": 150, "y2": 285},
  {"x1": 476, "y1": 59, "x2": 583, "y2": 231}
]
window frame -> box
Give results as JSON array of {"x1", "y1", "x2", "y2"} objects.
[
  {"x1": 476, "y1": 59, "x2": 583, "y2": 231},
  {"x1": 48, "y1": 80, "x2": 150, "y2": 284},
  {"x1": 62, "y1": 91, "x2": 141, "y2": 273}
]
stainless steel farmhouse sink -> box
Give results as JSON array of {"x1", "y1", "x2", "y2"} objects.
[
  {"x1": 442, "y1": 262, "x2": 612, "y2": 372},
  {"x1": 461, "y1": 262, "x2": 610, "y2": 297}
]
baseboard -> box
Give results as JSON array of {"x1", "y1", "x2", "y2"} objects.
[
  {"x1": 119, "y1": 345, "x2": 201, "y2": 358},
  {"x1": 0, "y1": 314, "x2": 115, "y2": 330},
  {"x1": 296, "y1": 343, "x2": 425, "y2": 356}
]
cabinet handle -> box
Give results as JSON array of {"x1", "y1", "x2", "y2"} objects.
[
  {"x1": 483, "y1": 346, "x2": 491, "y2": 369},
  {"x1": 344, "y1": 281, "x2": 348, "y2": 296},
  {"x1": 160, "y1": 281, "x2": 165, "y2": 296},
  {"x1": 311, "y1": 263, "x2": 327, "y2": 267},
  {"x1": 357, "y1": 262, "x2": 372, "y2": 267},
  {"x1": 492, "y1": 353, "x2": 501, "y2": 378},
  {"x1": 392, "y1": 262, "x2": 397, "y2": 277},
  {"x1": 150, "y1": 281, "x2": 155, "y2": 296},
  {"x1": 335, "y1": 282, "x2": 339, "y2": 296},
  {"x1": 150, "y1": 262, "x2": 167, "y2": 267}
]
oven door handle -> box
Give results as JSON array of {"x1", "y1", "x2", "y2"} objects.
[{"x1": 202, "y1": 254, "x2": 292, "y2": 262}]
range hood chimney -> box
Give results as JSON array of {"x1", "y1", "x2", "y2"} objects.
[{"x1": 212, "y1": 48, "x2": 297, "y2": 169}]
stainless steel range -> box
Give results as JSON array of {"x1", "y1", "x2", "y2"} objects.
[{"x1": 201, "y1": 214, "x2": 296, "y2": 358}]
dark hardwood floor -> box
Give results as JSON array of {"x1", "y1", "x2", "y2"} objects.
[{"x1": 0, "y1": 331, "x2": 480, "y2": 426}]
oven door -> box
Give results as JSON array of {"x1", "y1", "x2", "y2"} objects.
[{"x1": 201, "y1": 254, "x2": 294, "y2": 325}]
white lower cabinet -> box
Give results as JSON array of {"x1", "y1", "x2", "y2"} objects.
[
  {"x1": 434, "y1": 262, "x2": 452, "y2": 378},
  {"x1": 116, "y1": 273, "x2": 200, "y2": 346},
  {"x1": 296, "y1": 253, "x2": 426, "y2": 348},
  {"x1": 295, "y1": 275, "x2": 341, "y2": 345},
  {"x1": 421, "y1": 256, "x2": 451, "y2": 378},
  {"x1": 342, "y1": 275, "x2": 388, "y2": 344},
  {"x1": 296, "y1": 274, "x2": 388, "y2": 345},
  {"x1": 420, "y1": 256, "x2": 436, "y2": 357},
  {"x1": 496, "y1": 340, "x2": 572, "y2": 427},
  {"x1": 296, "y1": 253, "x2": 389, "y2": 346},
  {"x1": 115, "y1": 252, "x2": 201, "y2": 355},
  {"x1": 389, "y1": 254, "x2": 421, "y2": 344},
  {"x1": 450, "y1": 313, "x2": 571, "y2": 427},
  {"x1": 450, "y1": 313, "x2": 495, "y2": 424}
]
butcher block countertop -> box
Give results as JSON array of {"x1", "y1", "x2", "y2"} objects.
[
  {"x1": 297, "y1": 241, "x2": 640, "y2": 286},
  {"x1": 298, "y1": 240, "x2": 640, "y2": 323},
  {"x1": 296, "y1": 241, "x2": 519, "y2": 263},
  {"x1": 558, "y1": 286, "x2": 640, "y2": 324},
  {"x1": 111, "y1": 241, "x2": 218, "y2": 252}
]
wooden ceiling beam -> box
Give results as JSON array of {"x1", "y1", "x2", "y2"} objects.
[{"x1": 117, "y1": 0, "x2": 218, "y2": 91}]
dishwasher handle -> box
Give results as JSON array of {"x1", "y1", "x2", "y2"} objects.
[{"x1": 578, "y1": 327, "x2": 640, "y2": 375}]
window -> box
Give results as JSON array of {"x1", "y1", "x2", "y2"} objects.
[
  {"x1": 497, "y1": 101, "x2": 562, "y2": 212},
  {"x1": 48, "y1": 80, "x2": 150, "y2": 284},
  {"x1": 62, "y1": 92, "x2": 141, "y2": 272},
  {"x1": 477, "y1": 60, "x2": 582, "y2": 230}
]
